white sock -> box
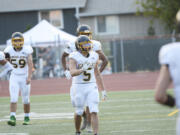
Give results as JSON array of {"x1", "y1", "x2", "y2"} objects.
[
  {"x1": 10, "y1": 112, "x2": 16, "y2": 116},
  {"x1": 25, "y1": 113, "x2": 30, "y2": 117}
]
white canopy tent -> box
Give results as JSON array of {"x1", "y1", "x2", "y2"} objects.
[{"x1": 6, "y1": 20, "x2": 77, "y2": 47}]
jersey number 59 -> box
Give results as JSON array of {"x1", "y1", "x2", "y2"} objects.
[{"x1": 11, "y1": 59, "x2": 26, "y2": 68}]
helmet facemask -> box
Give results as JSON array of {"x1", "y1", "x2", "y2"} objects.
[
  {"x1": 78, "y1": 41, "x2": 92, "y2": 56},
  {"x1": 11, "y1": 32, "x2": 24, "y2": 50}
]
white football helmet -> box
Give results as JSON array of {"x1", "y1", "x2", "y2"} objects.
[{"x1": 0, "y1": 51, "x2": 5, "y2": 61}]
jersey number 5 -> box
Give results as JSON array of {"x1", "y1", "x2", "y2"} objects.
[
  {"x1": 83, "y1": 68, "x2": 91, "y2": 81},
  {"x1": 11, "y1": 59, "x2": 26, "y2": 68}
]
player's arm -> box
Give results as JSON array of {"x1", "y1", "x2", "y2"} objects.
[
  {"x1": 61, "y1": 52, "x2": 72, "y2": 79},
  {"x1": 27, "y1": 54, "x2": 33, "y2": 84},
  {"x1": 69, "y1": 58, "x2": 84, "y2": 77},
  {"x1": 61, "y1": 52, "x2": 69, "y2": 70},
  {"x1": 94, "y1": 62, "x2": 107, "y2": 100},
  {"x1": 0, "y1": 60, "x2": 13, "y2": 78},
  {"x1": 155, "y1": 65, "x2": 175, "y2": 107},
  {"x1": 96, "y1": 50, "x2": 108, "y2": 73}
]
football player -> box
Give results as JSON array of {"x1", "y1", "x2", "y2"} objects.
[
  {"x1": 61, "y1": 24, "x2": 107, "y2": 131},
  {"x1": 69, "y1": 35, "x2": 105, "y2": 135},
  {"x1": 155, "y1": 42, "x2": 180, "y2": 135},
  {"x1": 0, "y1": 51, "x2": 13, "y2": 78},
  {"x1": 4, "y1": 32, "x2": 33, "y2": 126}
]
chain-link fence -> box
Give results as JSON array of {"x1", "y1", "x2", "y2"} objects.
[
  {"x1": 32, "y1": 46, "x2": 64, "y2": 79},
  {"x1": 100, "y1": 35, "x2": 178, "y2": 73},
  {"x1": 0, "y1": 34, "x2": 179, "y2": 80}
]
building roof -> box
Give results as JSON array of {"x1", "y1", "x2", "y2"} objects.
[
  {"x1": 79, "y1": 0, "x2": 140, "y2": 17},
  {"x1": 0, "y1": 0, "x2": 87, "y2": 13}
]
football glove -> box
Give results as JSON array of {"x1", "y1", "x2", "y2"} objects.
[
  {"x1": 64, "y1": 70, "x2": 71, "y2": 80},
  {"x1": 101, "y1": 90, "x2": 107, "y2": 100}
]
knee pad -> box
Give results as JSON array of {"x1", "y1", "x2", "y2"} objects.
[
  {"x1": 10, "y1": 96, "x2": 18, "y2": 103},
  {"x1": 75, "y1": 107, "x2": 84, "y2": 115},
  {"x1": 22, "y1": 96, "x2": 30, "y2": 104}
]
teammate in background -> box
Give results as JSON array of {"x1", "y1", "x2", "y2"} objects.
[
  {"x1": 61, "y1": 24, "x2": 108, "y2": 131},
  {"x1": 69, "y1": 35, "x2": 105, "y2": 135},
  {"x1": 4, "y1": 32, "x2": 33, "y2": 126},
  {"x1": 0, "y1": 51, "x2": 13, "y2": 78},
  {"x1": 155, "y1": 42, "x2": 180, "y2": 134}
]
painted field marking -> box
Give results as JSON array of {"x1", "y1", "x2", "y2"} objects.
[
  {"x1": 107, "y1": 118, "x2": 176, "y2": 123},
  {"x1": 0, "y1": 97, "x2": 153, "y2": 107},
  {"x1": 0, "y1": 102, "x2": 164, "y2": 115},
  {"x1": 0, "y1": 112, "x2": 73, "y2": 122},
  {"x1": 168, "y1": 109, "x2": 179, "y2": 116},
  {"x1": 0, "y1": 133, "x2": 29, "y2": 135},
  {"x1": 111, "y1": 128, "x2": 175, "y2": 133}
]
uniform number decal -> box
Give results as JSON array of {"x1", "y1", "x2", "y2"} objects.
[
  {"x1": 10, "y1": 59, "x2": 18, "y2": 68},
  {"x1": 11, "y1": 59, "x2": 26, "y2": 68},
  {"x1": 83, "y1": 68, "x2": 91, "y2": 81},
  {"x1": 19, "y1": 59, "x2": 26, "y2": 68}
]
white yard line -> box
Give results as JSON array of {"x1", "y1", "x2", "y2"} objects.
[
  {"x1": 111, "y1": 128, "x2": 175, "y2": 133},
  {"x1": 106, "y1": 98, "x2": 154, "y2": 102},
  {"x1": 0, "y1": 103, "x2": 163, "y2": 113},
  {"x1": 0, "y1": 112, "x2": 74, "y2": 122},
  {"x1": 0, "y1": 133, "x2": 29, "y2": 135},
  {"x1": 104, "y1": 118, "x2": 176, "y2": 124},
  {"x1": 0, "y1": 99, "x2": 156, "y2": 108}
]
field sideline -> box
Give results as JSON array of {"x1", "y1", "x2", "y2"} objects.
[{"x1": 0, "y1": 90, "x2": 177, "y2": 135}]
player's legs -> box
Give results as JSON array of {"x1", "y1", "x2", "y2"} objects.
[
  {"x1": 81, "y1": 110, "x2": 87, "y2": 129},
  {"x1": 74, "y1": 109, "x2": 83, "y2": 133},
  {"x1": 87, "y1": 84, "x2": 99, "y2": 134},
  {"x1": 74, "y1": 96, "x2": 85, "y2": 133},
  {"x1": 71, "y1": 84, "x2": 86, "y2": 134},
  {"x1": 86, "y1": 107, "x2": 91, "y2": 125},
  {"x1": 81, "y1": 107, "x2": 90, "y2": 131},
  {"x1": 85, "y1": 106, "x2": 92, "y2": 132},
  {"x1": 91, "y1": 112, "x2": 98, "y2": 134},
  {"x1": 20, "y1": 77, "x2": 31, "y2": 125},
  {"x1": 8, "y1": 74, "x2": 20, "y2": 126}
]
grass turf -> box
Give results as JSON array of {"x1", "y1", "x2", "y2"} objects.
[{"x1": 0, "y1": 90, "x2": 177, "y2": 135}]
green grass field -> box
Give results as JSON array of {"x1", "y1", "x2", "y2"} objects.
[{"x1": 0, "y1": 90, "x2": 177, "y2": 135}]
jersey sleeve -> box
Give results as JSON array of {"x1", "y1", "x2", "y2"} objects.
[
  {"x1": 64, "y1": 42, "x2": 75, "y2": 54},
  {"x1": 4, "y1": 46, "x2": 11, "y2": 53},
  {"x1": 25, "y1": 45, "x2": 33, "y2": 55},
  {"x1": 92, "y1": 40, "x2": 102, "y2": 51},
  {"x1": 159, "y1": 45, "x2": 171, "y2": 65},
  {"x1": 69, "y1": 52, "x2": 78, "y2": 61}
]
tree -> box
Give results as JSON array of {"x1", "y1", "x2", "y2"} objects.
[{"x1": 136, "y1": 0, "x2": 180, "y2": 33}]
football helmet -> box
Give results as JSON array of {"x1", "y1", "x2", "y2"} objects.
[
  {"x1": 77, "y1": 24, "x2": 92, "y2": 39},
  {"x1": 11, "y1": 32, "x2": 24, "y2": 49},
  {"x1": 0, "y1": 51, "x2": 5, "y2": 61},
  {"x1": 76, "y1": 35, "x2": 92, "y2": 55}
]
